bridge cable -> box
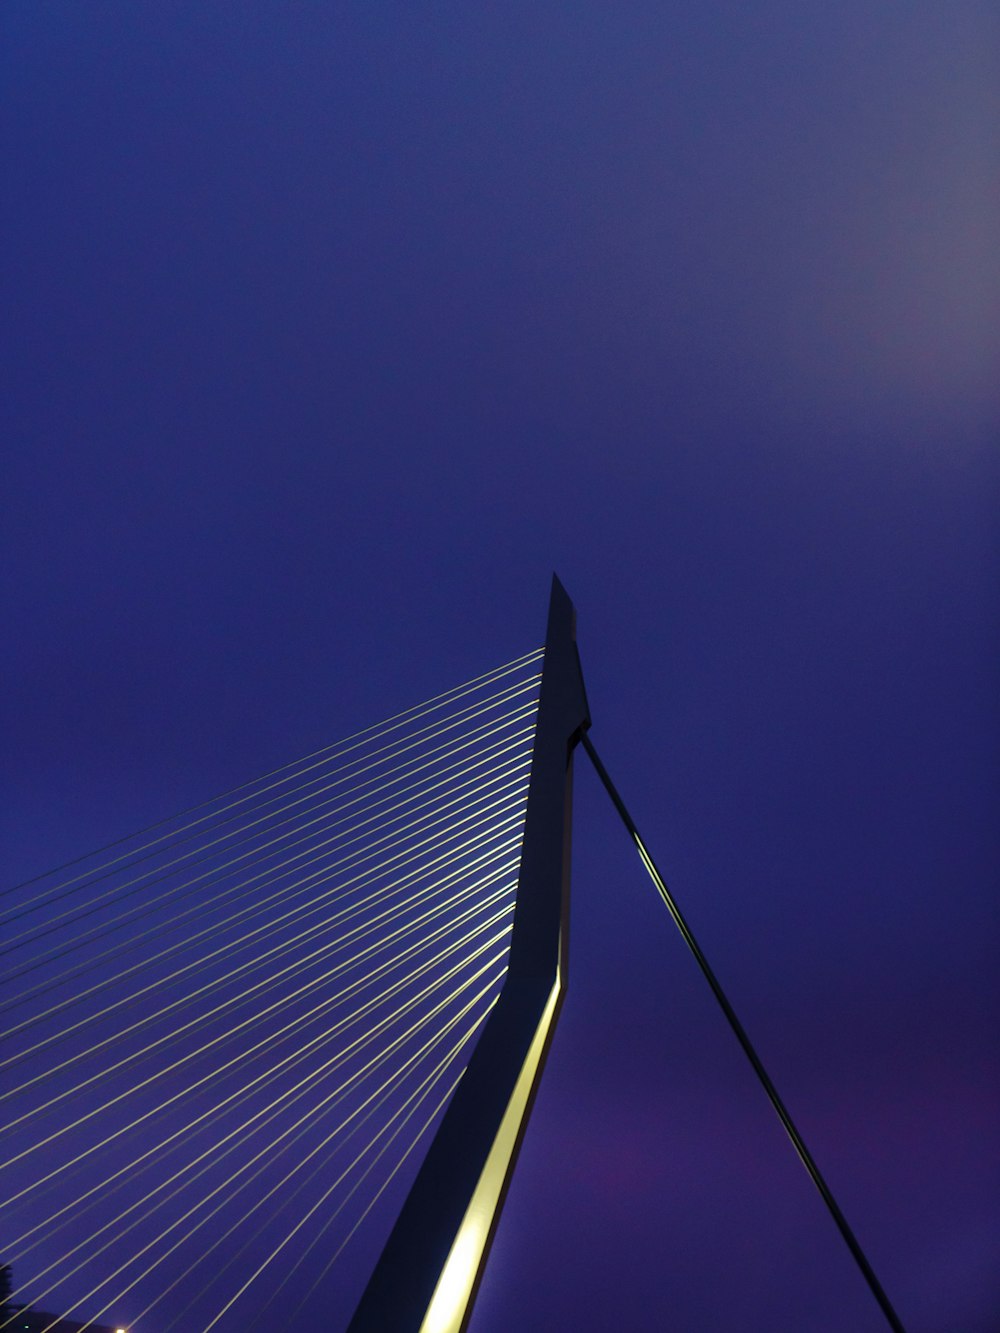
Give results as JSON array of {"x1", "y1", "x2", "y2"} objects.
[
  {"x1": 0, "y1": 757, "x2": 530, "y2": 1070},
  {"x1": 2, "y1": 842, "x2": 522, "y2": 1214},
  {"x1": 581, "y1": 732, "x2": 907, "y2": 1333},
  {"x1": 4, "y1": 946, "x2": 509, "y2": 1330},
  {"x1": 0, "y1": 646, "x2": 542, "y2": 904},
  {"x1": 0, "y1": 710, "x2": 535, "y2": 1005},
  {"x1": 5, "y1": 897, "x2": 515, "y2": 1277},
  {"x1": 0, "y1": 672, "x2": 539, "y2": 942},
  {"x1": 163, "y1": 1027, "x2": 476, "y2": 1331},
  {"x1": 2, "y1": 649, "x2": 540, "y2": 1330},
  {"x1": 0, "y1": 857, "x2": 521, "y2": 1175}
]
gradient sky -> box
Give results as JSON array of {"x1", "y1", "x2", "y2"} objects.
[{"x1": 3, "y1": 4, "x2": 998, "y2": 1331}]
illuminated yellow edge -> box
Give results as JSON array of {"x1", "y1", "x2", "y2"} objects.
[{"x1": 418, "y1": 961, "x2": 563, "y2": 1333}]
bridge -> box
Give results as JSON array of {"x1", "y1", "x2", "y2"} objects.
[{"x1": 1, "y1": 580, "x2": 902, "y2": 1333}]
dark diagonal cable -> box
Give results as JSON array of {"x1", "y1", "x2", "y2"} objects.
[{"x1": 581, "y1": 732, "x2": 906, "y2": 1333}]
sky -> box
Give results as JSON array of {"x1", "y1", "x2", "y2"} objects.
[{"x1": 2, "y1": 3, "x2": 998, "y2": 1330}]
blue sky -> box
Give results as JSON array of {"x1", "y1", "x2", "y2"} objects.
[{"x1": 3, "y1": 4, "x2": 998, "y2": 1330}]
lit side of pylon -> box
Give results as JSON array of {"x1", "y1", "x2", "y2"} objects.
[{"x1": 347, "y1": 575, "x2": 589, "y2": 1333}]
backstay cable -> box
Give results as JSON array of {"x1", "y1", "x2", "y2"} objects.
[{"x1": 581, "y1": 732, "x2": 906, "y2": 1333}]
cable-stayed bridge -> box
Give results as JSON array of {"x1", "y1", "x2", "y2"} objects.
[{"x1": 1, "y1": 580, "x2": 903, "y2": 1333}]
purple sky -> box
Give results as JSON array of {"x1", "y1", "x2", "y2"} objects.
[{"x1": 3, "y1": 4, "x2": 998, "y2": 1330}]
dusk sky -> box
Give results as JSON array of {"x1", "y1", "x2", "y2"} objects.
[{"x1": 3, "y1": 5, "x2": 998, "y2": 1331}]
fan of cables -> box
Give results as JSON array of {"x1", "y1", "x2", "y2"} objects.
[{"x1": 0, "y1": 648, "x2": 542, "y2": 1333}]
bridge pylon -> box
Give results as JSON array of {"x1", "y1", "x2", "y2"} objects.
[{"x1": 347, "y1": 574, "x2": 589, "y2": 1333}]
